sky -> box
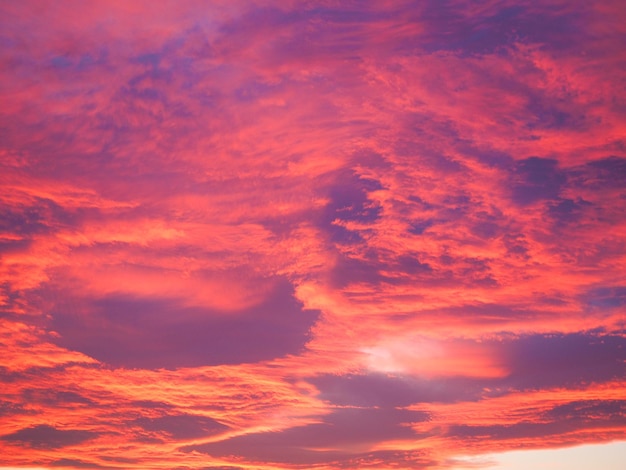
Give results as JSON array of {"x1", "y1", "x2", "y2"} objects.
[{"x1": 0, "y1": 1, "x2": 625, "y2": 469}]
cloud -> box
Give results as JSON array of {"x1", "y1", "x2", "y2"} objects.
[
  {"x1": 0, "y1": 400, "x2": 32, "y2": 417},
  {"x1": 1, "y1": 425, "x2": 97, "y2": 449},
  {"x1": 310, "y1": 373, "x2": 484, "y2": 407},
  {"x1": 501, "y1": 333, "x2": 626, "y2": 389},
  {"x1": 510, "y1": 157, "x2": 566, "y2": 205},
  {"x1": 50, "y1": 459, "x2": 111, "y2": 469},
  {"x1": 0, "y1": 0, "x2": 624, "y2": 468},
  {"x1": 183, "y1": 407, "x2": 429, "y2": 465},
  {"x1": 544, "y1": 400, "x2": 626, "y2": 421},
  {"x1": 131, "y1": 414, "x2": 228, "y2": 440},
  {"x1": 417, "y1": 1, "x2": 589, "y2": 55},
  {"x1": 21, "y1": 389, "x2": 95, "y2": 408},
  {"x1": 447, "y1": 399, "x2": 626, "y2": 442},
  {"x1": 49, "y1": 279, "x2": 320, "y2": 368}
]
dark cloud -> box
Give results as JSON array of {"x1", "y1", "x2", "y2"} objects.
[
  {"x1": 21, "y1": 389, "x2": 95, "y2": 408},
  {"x1": 329, "y1": 254, "x2": 386, "y2": 288},
  {"x1": 130, "y1": 400, "x2": 176, "y2": 411},
  {"x1": 525, "y1": 99, "x2": 586, "y2": 132},
  {"x1": 215, "y1": 4, "x2": 389, "y2": 64},
  {"x1": 55, "y1": 391, "x2": 94, "y2": 405},
  {"x1": 1, "y1": 424, "x2": 97, "y2": 449},
  {"x1": 332, "y1": 449, "x2": 435, "y2": 470},
  {"x1": 395, "y1": 255, "x2": 433, "y2": 275},
  {"x1": 502, "y1": 333, "x2": 626, "y2": 389},
  {"x1": 547, "y1": 198, "x2": 592, "y2": 224},
  {"x1": 310, "y1": 373, "x2": 482, "y2": 407},
  {"x1": 132, "y1": 414, "x2": 228, "y2": 440},
  {"x1": 448, "y1": 399, "x2": 626, "y2": 441},
  {"x1": 318, "y1": 169, "x2": 389, "y2": 288},
  {"x1": 0, "y1": 236, "x2": 31, "y2": 255},
  {"x1": 586, "y1": 156, "x2": 626, "y2": 184},
  {"x1": 182, "y1": 407, "x2": 428, "y2": 464},
  {"x1": 0, "y1": 197, "x2": 78, "y2": 238},
  {"x1": 448, "y1": 419, "x2": 587, "y2": 441},
  {"x1": 583, "y1": 285, "x2": 626, "y2": 311},
  {"x1": 408, "y1": 218, "x2": 435, "y2": 235},
  {"x1": 511, "y1": 157, "x2": 566, "y2": 205},
  {"x1": 321, "y1": 169, "x2": 383, "y2": 245},
  {"x1": 0, "y1": 206, "x2": 48, "y2": 237},
  {"x1": 100, "y1": 456, "x2": 139, "y2": 465},
  {"x1": 198, "y1": 467, "x2": 244, "y2": 470},
  {"x1": 427, "y1": 303, "x2": 536, "y2": 324},
  {"x1": 50, "y1": 279, "x2": 320, "y2": 369},
  {"x1": 50, "y1": 458, "x2": 111, "y2": 469},
  {"x1": 418, "y1": 2, "x2": 585, "y2": 55},
  {"x1": 469, "y1": 210, "x2": 504, "y2": 239},
  {"x1": 0, "y1": 400, "x2": 31, "y2": 417},
  {"x1": 395, "y1": 133, "x2": 467, "y2": 174},
  {"x1": 544, "y1": 400, "x2": 626, "y2": 421},
  {"x1": 570, "y1": 156, "x2": 626, "y2": 189},
  {"x1": 0, "y1": 366, "x2": 26, "y2": 383}
]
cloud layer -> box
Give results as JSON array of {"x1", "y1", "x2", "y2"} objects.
[{"x1": 1, "y1": 1, "x2": 625, "y2": 469}]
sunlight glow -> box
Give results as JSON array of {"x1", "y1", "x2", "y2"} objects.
[{"x1": 454, "y1": 441, "x2": 626, "y2": 470}]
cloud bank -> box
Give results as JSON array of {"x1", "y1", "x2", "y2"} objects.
[{"x1": 0, "y1": 1, "x2": 624, "y2": 469}]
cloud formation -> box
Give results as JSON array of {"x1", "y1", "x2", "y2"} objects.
[{"x1": 0, "y1": 0, "x2": 624, "y2": 469}]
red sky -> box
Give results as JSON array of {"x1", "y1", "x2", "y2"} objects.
[{"x1": 0, "y1": 1, "x2": 625, "y2": 469}]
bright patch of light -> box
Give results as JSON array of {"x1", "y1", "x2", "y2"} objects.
[
  {"x1": 0, "y1": 468, "x2": 50, "y2": 470},
  {"x1": 452, "y1": 441, "x2": 626, "y2": 469}
]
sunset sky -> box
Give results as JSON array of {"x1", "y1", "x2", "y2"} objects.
[{"x1": 1, "y1": 1, "x2": 625, "y2": 469}]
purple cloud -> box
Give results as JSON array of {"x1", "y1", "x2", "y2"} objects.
[
  {"x1": 49, "y1": 280, "x2": 319, "y2": 368},
  {"x1": 183, "y1": 407, "x2": 429, "y2": 465},
  {"x1": 1, "y1": 425, "x2": 97, "y2": 449}
]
